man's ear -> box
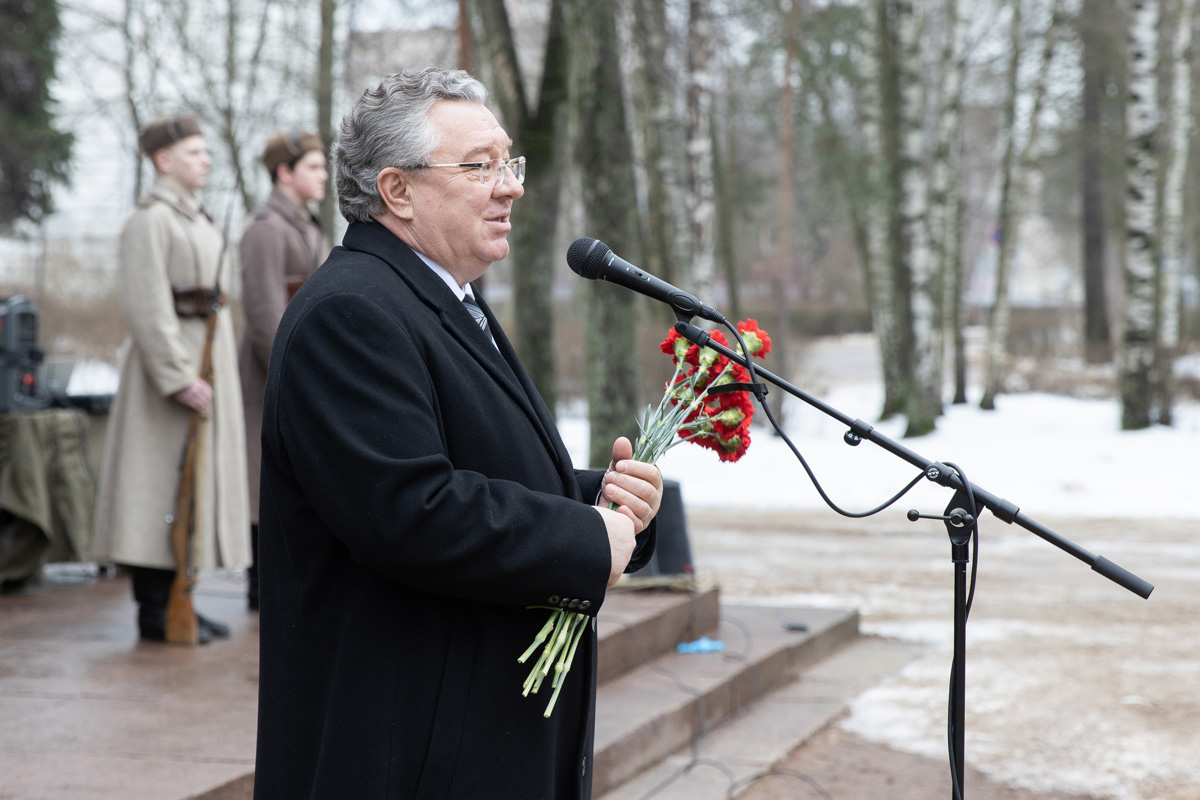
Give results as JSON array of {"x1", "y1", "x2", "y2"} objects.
[
  {"x1": 151, "y1": 148, "x2": 172, "y2": 176},
  {"x1": 377, "y1": 167, "x2": 415, "y2": 221}
]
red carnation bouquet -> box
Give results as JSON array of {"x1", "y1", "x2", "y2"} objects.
[{"x1": 519, "y1": 319, "x2": 772, "y2": 717}]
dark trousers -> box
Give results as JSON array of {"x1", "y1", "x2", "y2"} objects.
[
  {"x1": 247, "y1": 524, "x2": 259, "y2": 608},
  {"x1": 128, "y1": 565, "x2": 174, "y2": 633}
]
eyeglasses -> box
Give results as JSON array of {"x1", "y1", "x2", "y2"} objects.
[{"x1": 421, "y1": 156, "x2": 526, "y2": 187}]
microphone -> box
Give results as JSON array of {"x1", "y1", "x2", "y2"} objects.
[{"x1": 566, "y1": 237, "x2": 726, "y2": 324}]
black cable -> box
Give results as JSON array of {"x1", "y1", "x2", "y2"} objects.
[
  {"x1": 939, "y1": 462, "x2": 979, "y2": 800},
  {"x1": 726, "y1": 767, "x2": 835, "y2": 800},
  {"x1": 718, "y1": 320, "x2": 926, "y2": 520},
  {"x1": 608, "y1": 585, "x2": 831, "y2": 800}
]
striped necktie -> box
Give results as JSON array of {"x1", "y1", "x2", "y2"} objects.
[{"x1": 462, "y1": 292, "x2": 497, "y2": 349}]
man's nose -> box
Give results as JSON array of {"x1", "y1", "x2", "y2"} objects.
[{"x1": 494, "y1": 170, "x2": 524, "y2": 199}]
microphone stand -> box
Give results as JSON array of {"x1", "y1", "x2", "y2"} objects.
[{"x1": 671, "y1": 320, "x2": 1153, "y2": 799}]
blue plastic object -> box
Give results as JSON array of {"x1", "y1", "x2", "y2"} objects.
[{"x1": 676, "y1": 636, "x2": 725, "y2": 654}]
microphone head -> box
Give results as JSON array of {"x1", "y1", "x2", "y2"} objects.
[{"x1": 566, "y1": 237, "x2": 609, "y2": 280}]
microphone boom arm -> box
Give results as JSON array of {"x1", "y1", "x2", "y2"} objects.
[{"x1": 671, "y1": 321, "x2": 1154, "y2": 599}]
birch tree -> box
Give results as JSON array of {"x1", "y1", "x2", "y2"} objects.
[
  {"x1": 927, "y1": 0, "x2": 969, "y2": 406},
  {"x1": 566, "y1": 0, "x2": 642, "y2": 468},
  {"x1": 631, "y1": 0, "x2": 686, "y2": 287},
  {"x1": 772, "y1": 0, "x2": 799, "y2": 425},
  {"x1": 1079, "y1": 0, "x2": 1115, "y2": 364},
  {"x1": 895, "y1": 0, "x2": 943, "y2": 436},
  {"x1": 317, "y1": 0, "x2": 337, "y2": 234},
  {"x1": 790, "y1": 0, "x2": 901, "y2": 418},
  {"x1": 686, "y1": 0, "x2": 718, "y2": 304},
  {"x1": 980, "y1": 0, "x2": 1065, "y2": 410},
  {"x1": 1120, "y1": 0, "x2": 1160, "y2": 429},
  {"x1": 1150, "y1": 0, "x2": 1194, "y2": 424},
  {"x1": 868, "y1": 1, "x2": 902, "y2": 419}
]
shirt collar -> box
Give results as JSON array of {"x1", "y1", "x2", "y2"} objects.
[{"x1": 413, "y1": 250, "x2": 476, "y2": 302}]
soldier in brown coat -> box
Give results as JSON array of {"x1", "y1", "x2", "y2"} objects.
[
  {"x1": 237, "y1": 131, "x2": 329, "y2": 608},
  {"x1": 92, "y1": 116, "x2": 251, "y2": 643}
]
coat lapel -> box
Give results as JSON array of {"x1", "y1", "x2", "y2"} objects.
[
  {"x1": 473, "y1": 291, "x2": 581, "y2": 497},
  {"x1": 341, "y1": 223, "x2": 570, "y2": 481}
]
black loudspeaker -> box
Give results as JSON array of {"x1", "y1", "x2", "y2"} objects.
[
  {"x1": 0, "y1": 296, "x2": 49, "y2": 413},
  {"x1": 634, "y1": 479, "x2": 694, "y2": 577}
]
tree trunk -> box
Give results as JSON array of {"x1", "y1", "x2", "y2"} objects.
[
  {"x1": 981, "y1": 0, "x2": 1063, "y2": 409},
  {"x1": 1120, "y1": 0, "x2": 1161, "y2": 429},
  {"x1": 933, "y1": 0, "x2": 970, "y2": 406},
  {"x1": 123, "y1": 0, "x2": 145, "y2": 203},
  {"x1": 714, "y1": 86, "x2": 741, "y2": 321},
  {"x1": 772, "y1": 0, "x2": 798, "y2": 425},
  {"x1": 1152, "y1": 0, "x2": 1194, "y2": 425},
  {"x1": 469, "y1": 0, "x2": 567, "y2": 416},
  {"x1": 950, "y1": 141, "x2": 968, "y2": 404},
  {"x1": 793, "y1": 0, "x2": 878, "y2": 344},
  {"x1": 862, "y1": 0, "x2": 904, "y2": 420},
  {"x1": 1080, "y1": 0, "x2": 1114, "y2": 364},
  {"x1": 897, "y1": 0, "x2": 941, "y2": 437},
  {"x1": 879, "y1": 0, "x2": 913, "y2": 419},
  {"x1": 980, "y1": 1, "x2": 1023, "y2": 411},
  {"x1": 567, "y1": 0, "x2": 641, "y2": 469},
  {"x1": 631, "y1": 0, "x2": 685, "y2": 287},
  {"x1": 457, "y1": 0, "x2": 472, "y2": 73},
  {"x1": 317, "y1": 0, "x2": 337, "y2": 236},
  {"x1": 222, "y1": 0, "x2": 254, "y2": 213},
  {"x1": 686, "y1": 0, "x2": 717, "y2": 306}
]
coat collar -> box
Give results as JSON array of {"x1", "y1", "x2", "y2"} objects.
[
  {"x1": 266, "y1": 188, "x2": 321, "y2": 234},
  {"x1": 146, "y1": 176, "x2": 206, "y2": 220},
  {"x1": 340, "y1": 222, "x2": 575, "y2": 486}
]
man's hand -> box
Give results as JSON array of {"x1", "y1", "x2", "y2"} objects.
[
  {"x1": 596, "y1": 506, "x2": 636, "y2": 588},
  {"x1": 601, "y1": 436, "x2": 664, "y2": 535},
  {"x1": 172, "y1": 378, "x2": 213, "y2": 415}
]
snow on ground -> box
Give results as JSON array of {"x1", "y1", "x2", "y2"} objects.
[
  {"x1": 562, "y1": 333, "x2": 1200, "y2": 800},
  {"x1": 560, "y1": 335, "x2": 1200, "y2": 521}
]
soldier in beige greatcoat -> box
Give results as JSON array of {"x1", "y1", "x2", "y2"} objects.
[
  {"x1": 238, "y1": 131, "x2": 329, "y2": 608},
  {"x1": 92, "y1": 116, "x2": 250, "y2": 643}
]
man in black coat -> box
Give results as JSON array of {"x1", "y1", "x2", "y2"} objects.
[{"x1": 253, "y1": 68, "x2": 662, "y2": 800}]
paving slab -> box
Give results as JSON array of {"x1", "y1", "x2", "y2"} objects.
[{"x1": 0, "y1": 570, "x2": 257, "y2": 800}]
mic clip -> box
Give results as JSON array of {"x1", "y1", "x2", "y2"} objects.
[{"x1": 708, "y1": 381, "x2": 769, "y2": 402}]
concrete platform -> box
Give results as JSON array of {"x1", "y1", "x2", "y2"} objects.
[
  {"x1": 1, "y1": 570, "x2": 869, "y2": 800},
  {"x1": 0, "y1": 571, "x2": 726, "y2": 799},
  {"x1": 0, "y1": 570, "x2": 257, "y2": 800}
]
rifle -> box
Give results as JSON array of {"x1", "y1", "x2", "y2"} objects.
[{"x1": 165, "y1": 197, "x2": 236, "y2": 645}]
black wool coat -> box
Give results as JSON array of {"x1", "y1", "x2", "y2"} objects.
[{"x1": 253, "y1": 221, "x2": 654, "y2": 800}]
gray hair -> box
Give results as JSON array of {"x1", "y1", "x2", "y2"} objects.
[{"x1": 334, "y1": 68, "x2": 489, "y2": 223}]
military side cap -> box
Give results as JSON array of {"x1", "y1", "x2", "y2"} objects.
[
  {"x1": 138, "y1": 115, "x2": 203, "y2": 156},
  {"x1": 262, "y1": 131, "x2": 324, "y2": 175}
]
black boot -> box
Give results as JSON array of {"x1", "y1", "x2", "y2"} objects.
[
  {"x1": 197, "y1": 613, "x2": 230, "y2": 638},
  {"x1": 129, "y1": 566, "x2": 212, "y2": 644}
]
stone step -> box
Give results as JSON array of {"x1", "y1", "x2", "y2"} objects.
[
  {"x1": 596, "y1": 585, "x2": 721, "y2": 684},
  {"x1": 591, "y1": 604, "x2": 860, "y2": 798},
  {"x1": 181, "y1": 585, "x2": 722, "y2": 800},
  {"x1": 597, "y1": 634, "x2": 927, "y2": 800}
]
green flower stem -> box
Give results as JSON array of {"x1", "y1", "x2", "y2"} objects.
[
  {"x1": 544, "y1": 614, "x2": 590, "y2": 718},
  {"x1": 520, "y1": 352, "x2": 750, "y2": 716},
  {"x1": 525, "y1": 608, "x2": 573, "y2": 697},
  {"x1": 523, "y1": 609, "x2": 568, "y2": 696},
  {"x1": 517, "y1": 613, "x2": 559, "y2": 664}
]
